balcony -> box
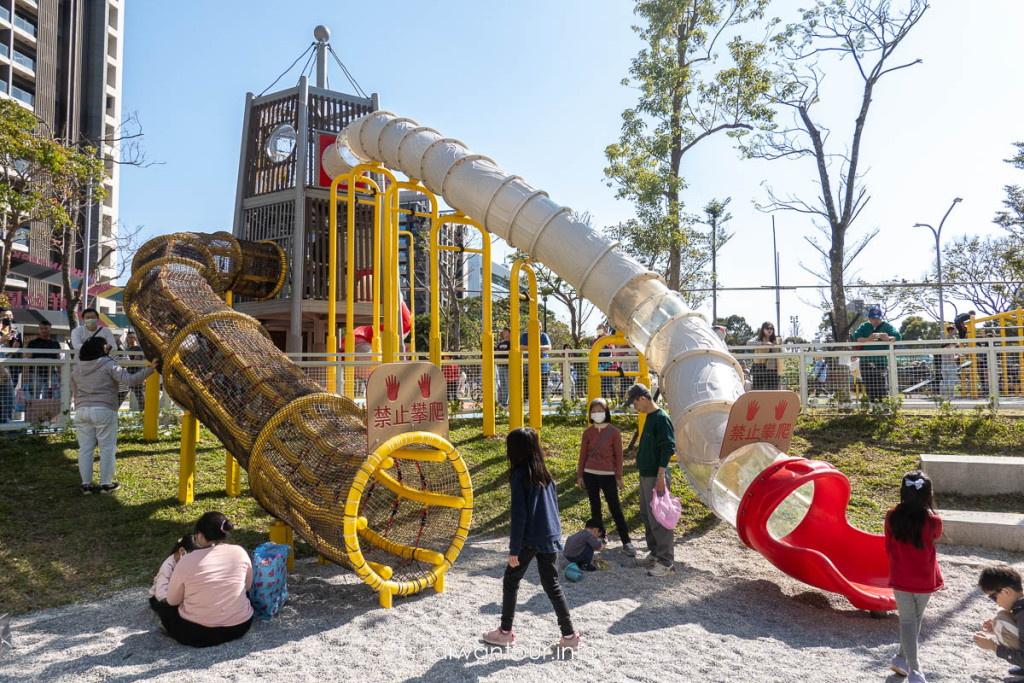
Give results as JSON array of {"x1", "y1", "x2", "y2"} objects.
[
  {"x1": 0, "y1": 6, "x2": 10, "y2": 23},
  {"x1": 11, "y1": 83, "x2": 33, "y2": 106},
  {"x1": 12, "y1": 48, "x2": 34, "y2": 72},
  {"x1": 0, "y1": 43, "x2": 8, "y2": 60},
  {"x1": 13, "y1": 14, "x2": 36, "y2": 39}
]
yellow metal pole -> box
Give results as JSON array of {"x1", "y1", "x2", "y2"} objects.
[
  {"x1": 327, "y1": 175, "x2": 342, "y2": 391},
  {"x1": 143, "y1": 371, "x2": 160, "y2": 441},
  {"x1": 1017, "y1": 310, "x2": 1023, "y2": 396},
  {"x1": 637, "y1": 349, "x2": 651, "y2": 438},
  {"x1": 429, "y1": 218, "x2": 441, "y2": 368},
  {"x1": 224, "y1": 289, "x2": 242, "y2": 497},
  {"x1": 508, "y1": 262, "x2": 525, "y2": 429},
  {"x1": 340, "y1": 166, "x2": 387, "y2": 396},
  {"x1": 399, "y1": 229, "x2": 416, "y2": 358},
  {"x1": 178, "y1": 410, "x2": 198, "y2": 504},
  {"x1": 526, "y1": 272, "x2": 541, "y2": 431},
  {"x1": 435, "y1": 213, "x2": 495, "y2": 436},
  {"x1": 269, "y1": 520, "x2": 295, "y2": 572},
  {"x1": 371, "y1": 190, "x2": 382, "y2": 360}
]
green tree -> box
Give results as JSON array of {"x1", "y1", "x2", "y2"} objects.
[
  {"x1": 747, "y1": 0, "x2": 929, "y2": 341},
  {"x1": 717, "y1": 313, "x2": 753, "y2": 345},
  {"x1": 0, "y1": 100, "x2": 67, "y2": 296},
  {"x1": 936, "y1": 234, "x2": 1024, "y2": 315},
  {"x1": 899, "y1": 315, "x2": 941, "y2": 342},
  {"x1": 995, "y1": 141, "x2": 1024, "y2": 239},
  {"x1": 605, "y1": 0, "x2": 774, "y2": 292}
]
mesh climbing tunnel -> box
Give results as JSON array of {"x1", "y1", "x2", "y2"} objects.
[{"x1": 124, "y1": 232, "x2": 472, "y2": 604}]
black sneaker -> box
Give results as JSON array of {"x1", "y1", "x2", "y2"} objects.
[
  {"x1": 99, "y1": 482, "x2": 121, "y2": 494},
  {"x1": 80, "y1": 483, "x2": 94, "y2": 495}
]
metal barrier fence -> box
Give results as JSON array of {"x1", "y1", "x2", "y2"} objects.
[{"x1": 4, "y1": 340, "x2": 1022, "y2": 433}]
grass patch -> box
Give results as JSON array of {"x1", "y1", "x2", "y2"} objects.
[{"x1": 1, "y1": 411, "x2": 1020, "y2": 616}]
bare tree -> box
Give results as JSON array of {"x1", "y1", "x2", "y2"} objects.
[{"x1": 746, "y1": 0, "x2": 929, "y2": 341}]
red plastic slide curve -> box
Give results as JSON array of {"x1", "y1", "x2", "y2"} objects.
[{"x1": 736, "y1": 457, "x2": 896, "y2": 611}]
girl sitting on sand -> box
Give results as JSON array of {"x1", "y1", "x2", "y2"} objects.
[{"x1": 482, "y1": 427, "x2": 580, "y2": 651}]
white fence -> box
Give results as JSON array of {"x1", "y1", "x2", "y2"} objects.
[{"x1": 3, "y1": 339, "x2": 1020, "y2": 433}]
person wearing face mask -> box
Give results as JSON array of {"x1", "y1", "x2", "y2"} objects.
[
  {"x1": 70, "y1": 307, "x2": 119, "y2": 353},
  {"x1": 576, "y1": 397, "x2": 635, "y2": 557}
]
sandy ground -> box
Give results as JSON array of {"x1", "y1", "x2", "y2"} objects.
[{"x1": 1, "y1": 525, "x2": 1021, "y2": 683}]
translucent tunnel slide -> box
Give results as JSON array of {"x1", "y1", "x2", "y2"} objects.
[
  {"x1": 327, "y1": 112, "x2": 895, "y2": 611},
  {"x1": 124, "y1": 232, "x2": 472, "y2": 605}
]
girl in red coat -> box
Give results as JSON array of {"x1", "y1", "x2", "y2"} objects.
[{"x1": 885, "y1": 471, "x2": 944, "y2": 683}]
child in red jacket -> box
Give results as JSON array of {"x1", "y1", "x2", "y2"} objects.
[{"x1": 885, "y1": 471, "x2": 944, "y2": 683}]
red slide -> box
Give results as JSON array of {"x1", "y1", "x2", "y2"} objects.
[{"x1": 736, "y1": 458, "x2": 896, "y2": 611}]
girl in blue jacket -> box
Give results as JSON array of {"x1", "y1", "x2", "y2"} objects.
[{"x1": 482, "y1": 427, "x2": 579, "y2": 651}]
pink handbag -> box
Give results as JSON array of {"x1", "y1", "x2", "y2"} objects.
[{"x1": 650, "y1": 488, "x2": 682, "y2": 530}]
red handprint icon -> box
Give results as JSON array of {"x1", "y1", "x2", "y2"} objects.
[
  {"x1": 745, "y1": 401, "x2": 760, "y2": 421},
  {"x1": 385, "y1": 375, "x2": 400, "y2": 402},
  {"x1": 774, "y1": 400, "x2": 788, "y2": 420},
  {"x1": 418, "y1": 373, "x2": 431, "y2": 398}
]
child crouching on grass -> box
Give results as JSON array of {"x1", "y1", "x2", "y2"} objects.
[
  {"x1": 149, "y1": 535, "x2": 198, "y2": 609},
  {"x1": 564, "y1": 519, "x2": 606, "y2": 571},
  {"x1": 973, "y1": 564, "x2": 1024, "y2": 678},
  {"x1": 482, "y1": 427, "x2": 580, "y2": 651}
]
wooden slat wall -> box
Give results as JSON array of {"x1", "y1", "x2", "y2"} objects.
[
  {"x1": 244, "y1": 95, "x2": 299, "y2": 197},
  {"x1": 303, "y1": 197, "x2": 374, "y2": 301}
]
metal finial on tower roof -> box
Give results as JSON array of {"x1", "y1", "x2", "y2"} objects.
[
  {"x1": 314, "y1": 25, "x2": 331, "y2": 43},
  {"x1": 314, "y1": 26, "x2": 331, "y2": 87}
]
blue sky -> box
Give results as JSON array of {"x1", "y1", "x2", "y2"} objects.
[{"x1": 119, "y1": 1, "x2": 1024, "y2": 339}]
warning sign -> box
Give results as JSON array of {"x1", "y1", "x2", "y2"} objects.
[
  {"x1": 366, "y1": 362, "x2": 448, "y2": 451},
  {"x1": 719, "y1": 390, "x2": 800, "y2": 460}
]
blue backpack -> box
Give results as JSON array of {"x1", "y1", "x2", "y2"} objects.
[{"x1": 249, "y1": 542, "x2": 291, "y2": 620}]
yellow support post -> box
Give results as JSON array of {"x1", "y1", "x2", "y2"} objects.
[
  {"x1": 508, "y1": 260, "x2": 539, "y2": 431},
  {"x1": 222, "y1": 289, "x2": 242, "y2": 497},
  {"x1": 269, "y1": 520, "x2": 295, "y2": 572},
  {"x1": 588, "y1": 333, "x2": 650, "y2": 436},
  {"x1": 178, "y1": 410, "x2": 198, "y2": 504},
  {"x1": 399, "y1": 229, "x2": 416, "y2": 359},
  {"x1": 338, "y1": 167, "x2": 385, "y2": 398},
  {"x1": 143, "y1": 371, "x2": 160, "y2": 441},
  {"x1": 384, "y1": 181, "x2": 438, "y2": 364},
  {"x1": 1017, "y1": 310, "x2": 1023, "y2": 396},
  {"x1": 433, "y1": 213, "x2": 495, "y2": 435}
]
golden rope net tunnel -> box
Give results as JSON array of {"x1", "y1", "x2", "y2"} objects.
[{"x1": 124, "y1": 231, "x2": 473, "y2": 607}]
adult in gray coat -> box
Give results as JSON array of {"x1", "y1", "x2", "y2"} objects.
[{"x1": 71, "y1": 336, "x2": 157, "y2": 494}]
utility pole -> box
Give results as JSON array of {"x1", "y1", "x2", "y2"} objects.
[
  {"x1": 914, "y1": 197, "x2": 963, "y2": 325},
  {"x1": 772, "y1": 216, "x2": 781, "y2": 335}
]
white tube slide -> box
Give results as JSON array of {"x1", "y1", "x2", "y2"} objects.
[{"x1": 324, "y1": 110, "x2": 790, "y2": 525}]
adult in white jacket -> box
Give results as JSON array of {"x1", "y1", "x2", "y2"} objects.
[{"x1": 71, "y1": 336, "x2": 156, "y2": 494}]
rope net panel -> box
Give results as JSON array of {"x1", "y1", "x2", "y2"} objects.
[{"x1": 124, "y1": 232, "x2": 471, "y2": 598}]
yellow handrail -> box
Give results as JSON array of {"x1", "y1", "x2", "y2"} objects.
[
  {"x1": 509, "y1": 259, "x2": 540, "y2": 430},
  {"x1": 587, "y1": 332, "x2": 651, "y2": 436}
]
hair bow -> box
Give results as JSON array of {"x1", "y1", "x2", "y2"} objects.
[{"x1": 903, "y1": 477, "x2": 925, "y2": 490}]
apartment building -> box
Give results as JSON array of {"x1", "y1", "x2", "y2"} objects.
[{"x1": 0, "y1": 0, "x2": 124, "y2": 326}]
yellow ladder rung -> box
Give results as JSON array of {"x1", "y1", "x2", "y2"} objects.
[
  {"x1": 390, "y1": 447, "x2": 447, "y2": 463},
  {"x1": 358, "y1": 526, "x2": 445, "y2": 566},
  {"x1": 371, "y1": 469, "x2": 467, "y2": 509}
]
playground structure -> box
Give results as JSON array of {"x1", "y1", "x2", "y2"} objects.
[
  {"x1": 124, "y1": 231, "x2": 473, "y2": 608},
  {"x1": 323, "y1": 111, "x2": 896, "y2": 610},
  {"x1": 964, "y1": 309, "x2": 1024, "y2": 398}
]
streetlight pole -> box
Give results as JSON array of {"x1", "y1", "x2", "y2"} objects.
[
  {"x1": 914, "y1": 197, "x2": 963, "y2": 325},
  {"x1": 542, "y1": 294, "x2": 548, "y2": 333}
]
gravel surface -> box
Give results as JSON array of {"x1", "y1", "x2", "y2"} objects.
[{"x1": 1, "y1": 525, "x2": 1021, "y2": 682}]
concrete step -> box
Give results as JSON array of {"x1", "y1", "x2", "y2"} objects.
[
  {"x1": 935, "y1": 509, "x2": 1024, "y2": 552},
  {"x1": 920, "y1": 453, "x2": 1024, "y2": 495}
]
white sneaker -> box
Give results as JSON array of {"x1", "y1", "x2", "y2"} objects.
[
  {"x1": 622, "y1": 542, "x2": 637, "y2": 557},
  {"x1": 647, "y1": 563, "x2": 675, "y2": 577},
  {"x1": 908, "y1": 671, "x2": 927, "y2": 683}
]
